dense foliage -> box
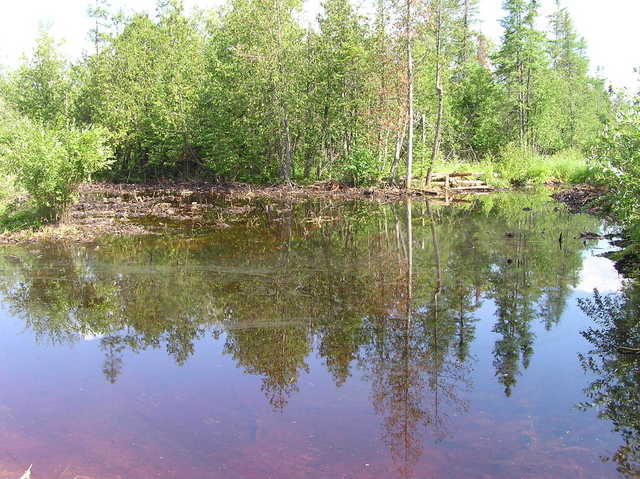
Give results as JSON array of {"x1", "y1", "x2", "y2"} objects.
[
  {"x1": 0, "y1": 0, "x2": 612, "y2": 185},
  {"x1": 0, "y1": 101, "x2": 112, "y2": 219},
  {"x1": 595, "y1": 93, "x2": 640, "y2": 235}
]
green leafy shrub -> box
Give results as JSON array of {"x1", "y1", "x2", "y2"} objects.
[
  {"x1": 594, "y1": 102, "x2": 640, "y2": 227},
  {"x1": 434, "y1": 148, "x2": 592, "y2": 188},
  {"x1": 0, "y1": 116, "x2": 113, "y2": 219},
  {"x1": 339, "y1": 147, "x2": 380, "y2": 186}
]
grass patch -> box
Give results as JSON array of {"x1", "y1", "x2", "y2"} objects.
[
  {"x1": 0, "y1": 178, "x2": 47, "y2": 233},
  {"x1": 434, "y1": 147, "x2": 604, "y2": 187},
  {"x1": 0, "y1": 204, "x2": 48, "y2": 233}
]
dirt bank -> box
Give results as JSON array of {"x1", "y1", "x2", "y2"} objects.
[
  {"x1": 0, "y1": 181, "x2": 493, "y2": 244},
  {"x1": 551, "y1": 183, "x2": 608, "y2": 214}
]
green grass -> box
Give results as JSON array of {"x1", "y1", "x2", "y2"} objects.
[
  {"x1": 435, "y1": 147, "x2": 604, "y2": 188},
  {"x1": 0, "y1": 177, "x2": 46, "y2": 233}
]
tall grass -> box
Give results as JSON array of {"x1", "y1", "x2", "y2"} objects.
[
  {"x1": 0, "y1": 178, "x2": 46, "y2": 233},
  {"x1": 437, "y1": 146, "x2": 603, "y2": 187}
]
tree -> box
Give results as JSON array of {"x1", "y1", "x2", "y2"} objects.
[
  {"x1": 2, "y1": 29, "x2": 71, "y2": 125},
  {"x1": 85, "y1": 0, "x2": 206, "y2": 179},
  {"x1": 310, "y1": 0, "x2": 373, "y2": 183},
  {"x1": 425, "y1": 0, "x2": 444, "y2": 186},
  {"x1": 200, "y1": 0, "x2": 305, "y2": 181},
  {"x1": 405, "y1": 0, "x2": 415, "y2": 190},
  {"x1": 493, "y1": 0, "x2": 548, "y2": 148},
  {"x1": 545, "y1": 1, "x2": 609, "y2": 150},
  {"x1": 88, "y1": 0, "x2": 112, "y2": 56}
]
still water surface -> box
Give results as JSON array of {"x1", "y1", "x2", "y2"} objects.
[{"x1": 0, "y1": 192, "x2": 631, "y2": 478}]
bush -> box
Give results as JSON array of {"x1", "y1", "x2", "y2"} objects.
[
  {"x1": 0, "y1": 115, "x2": 113, "y2": 219},
  {"x1": 594, "y1": 101, "x2": 640, "y2": 226},
  {"x1": 339, "y1": 147, "x2": 381, "y2": 187}
]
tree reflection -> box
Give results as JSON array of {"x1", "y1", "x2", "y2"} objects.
[
  {"x1": 0, "y1": 192, "x2": 600, "y2": 467},
  {"x1": 224, "y1": 326, "x2": 311, "y2": 410},
  {"x1": 359, "y1": 200, "x2": 472, "y2": 478},
  {"x1": 578, "y1": 284, "x2": 640, "y2": 477},
  {"x1": 100, "y1": 335, "x2": 126, "y2": 384}
]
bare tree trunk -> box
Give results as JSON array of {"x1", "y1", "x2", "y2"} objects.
[
  {"x1": 280, "y1": 116, "x2": 292, "y2": 181},
  {"x1": 461, "y1": 0, "x2": 470, "y2": 65},
  {"x1": 519, "y1": 67, "x2": 526, "y2": 147},
  {"x1": 390, "y1": 115, "x2": 407, "y2": 181},
  {"x1": 421, "y1": 112, "x2": 426, "y2": 179},
  {"x1": 426, "y1": 0, "x2": 444, "y2": 187},
  {"x1": 405, "y1": 0, "x2": 414, "y2": 191},
  {"x1": 381, "y1": 127, "x2": 390, "y2": 169}
]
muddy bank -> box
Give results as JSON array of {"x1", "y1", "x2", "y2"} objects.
[
  {"x1": 552, "y1": 183, "x2": 640, "y2": 277},
  {"x1": 0, "y1": 181, "x2": 492, "y2": 244},
  {"x1": 79, "y1": 179, "x2": 497, "y2": 202},
  {"x1": 551, "y1": 183, "x2": 608, "y2": 214}
]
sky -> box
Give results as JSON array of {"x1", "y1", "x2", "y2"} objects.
[{"x1": 0, "y1": 0, "x2": 638, "y2": 90}]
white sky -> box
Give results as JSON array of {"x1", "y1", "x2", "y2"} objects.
[
  {"x1": 575, "y1": 253, "x2": 623, "y2": 294},
  {"x1": 0, "y1": 0, "x2": 638, "y2": 90}
]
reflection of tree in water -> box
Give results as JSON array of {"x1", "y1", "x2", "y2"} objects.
[
  {"x1": 483, "y1": 197, "x2": 587, "y2": 397},
  {"x1": 100, "y1": 335, "x2": 126, "y2": 384},
  {"x1": 358, "y1": 201, "x2": 473, "y2": 478},
  {"x1": 223, "y1": 326, "x2": 311, "y2": 410},
  {"x1": 366, "y1": 316, "x2": 428, "y2": 478},
  {"x1": 0, "y1": 193, "x2": 598, "y2": 427},
  {"x1": 578, "y1": 285, "x2": 640, "y2": 477},
  {"x1": 364, "y1": 311, "x2": 472, "y2": 478}
]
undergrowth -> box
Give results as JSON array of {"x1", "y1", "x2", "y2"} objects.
[
  {"x1": 0, "y1": 179, "x2": 46, "y2": 233},
  {"x1": 436, "y1": 146, "x2": 602, "y2": 187}
]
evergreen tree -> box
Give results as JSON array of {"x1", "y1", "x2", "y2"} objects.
[{"x1": 493, "y1": 0, "x2": 548, "y2": 148}]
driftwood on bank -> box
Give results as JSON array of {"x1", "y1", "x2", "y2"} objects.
[{"x1": 409, "y1": 171, "x2": 493, "y2": 193}]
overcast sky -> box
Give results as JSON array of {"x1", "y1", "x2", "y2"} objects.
[{"x1": 1, "y1": 0, "x2": 638, "y2": 90}]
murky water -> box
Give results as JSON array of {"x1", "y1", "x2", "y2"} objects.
[{"x1": 0, "y1": 192, "x2": 632, "y2": 478}]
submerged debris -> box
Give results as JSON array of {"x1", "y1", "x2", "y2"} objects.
[{"x1": 579, "y1": 232, "x2": 603, "y2": 240}]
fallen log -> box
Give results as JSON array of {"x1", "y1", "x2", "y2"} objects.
[
  {"x1": 449, "y1": 172, "x2": 483, "y2": 178},
  {"x1": 450, "y1": 185, "x2": 496, "y2": 191},
  {"x1": 450, "y1": 179, "x2": 487, "y2": 187}
]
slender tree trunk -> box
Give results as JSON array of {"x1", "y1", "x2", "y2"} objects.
[
  {"x1": 281, "y1": 115, "x2": 292, "y2": 181},
  {"x1": 519, "y1": 65, "x2": 526, "y2": 147},
  {"x1": 390, "y1": 114, "x2": 407, "y2": 181},
  {"x1": 405, "y1": 0, "x2": 414, "y2": 191},
  {"x1": 461, "y1": 0, "x2": 470, "y2": 65},
  {"x1": 426, "y1": 0, "x2": 444, "y2": 187},
  {"x1": 380, "y1": 126, "x2": 390, "y2": 173},
  {"x1": 525, "y1": 64, "x2": 533, "y2": 148},
  {"x1": 322, "y1": 104, "x2": 331, "y2": 176},
  {"x1": 421, "y1": 112, "x2": 426, "y2": 178},
  {"x1": 376, "y1": 0, "x2": 388, "y2": 177}
]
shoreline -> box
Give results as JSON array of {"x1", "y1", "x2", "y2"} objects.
[
  {"x1": 0, "y1": 181, "x2": 582, "y2": 246},
  {"x1": 552, "y1": 183, "x2": 640, "y2": 277}
]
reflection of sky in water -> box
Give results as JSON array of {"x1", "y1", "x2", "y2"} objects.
[{"x1": 575, "y1": 240, "x2": 624, "y2": 294}]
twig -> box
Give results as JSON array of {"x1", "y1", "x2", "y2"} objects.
[
  {"x1": 19, "y1": 465, "x2": 32, "y2": 479},
  {"x1": 618, "y1": 346, "x2": 640, "y2": 353}
]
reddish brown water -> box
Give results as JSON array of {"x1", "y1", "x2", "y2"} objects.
[{"x1": 0, "y1": 194, "x2": 630, "y2": 478}]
